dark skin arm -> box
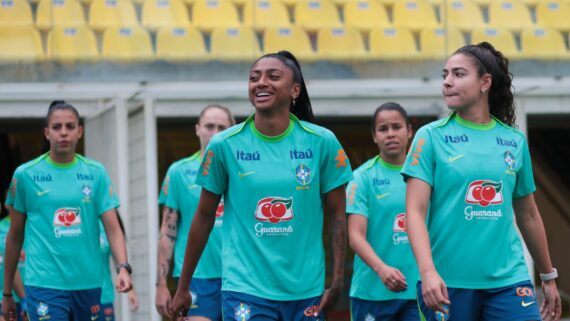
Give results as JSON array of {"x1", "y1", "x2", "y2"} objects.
[
  {"x1": 169, "y1": 189, "x2": 221, "y2": 320},
  {"x1": 316, "y1": 185, "x2": 347, "y2": 317}
]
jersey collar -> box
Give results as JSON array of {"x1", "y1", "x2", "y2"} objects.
[
  {"x1": 45, "y1": 153, "x2": 78, "y2": 169},
  {"x1": 367, "y1": 155, "x2": 403, "y2": 171},
  {"x1": 438, "y1": 111, "x2": 497, "y2": 131}
]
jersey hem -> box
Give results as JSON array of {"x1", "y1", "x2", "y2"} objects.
[
  {"x1": 349, "y1": 294, "x2": 417, "y2": 301},
  {"x1": 442, "y1": 274, "x2": 531, "y2": 289},
  {"x1": 221, "y1": 286, "x2": 323, "y2": 301},
  {"x1": 25, "y1": 282, "x2": 102, "y2": 291}
]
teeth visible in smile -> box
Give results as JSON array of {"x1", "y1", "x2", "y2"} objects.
[{"x1": 256, "y1": 93, "x2": 271, "y2": 97}]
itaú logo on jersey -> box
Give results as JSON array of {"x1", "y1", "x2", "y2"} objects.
[
  {"x1": 465, "y1": 180, "x2": 503, "y2": 207},
  {"x1": 255, "y1": 197, "x2": 293, "y2": 223}
]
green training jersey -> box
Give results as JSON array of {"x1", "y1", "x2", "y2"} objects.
[
  {"x1": 196, "y1": 113, "x2": 353, "y2": 301},
  {"x1": 6, "y1": 154, "x2": 120, "y2": 290},
  {"x1": 99, "y1": 221, "x2": 114, "y2": 304},
  {"x1": 0, "y1": 217, "x2": 25, "y2": 302},
  {"x1": 347, "y1": 156, "x2": 418, "y2": 301},
  {"x1": 160, "y1": 152, "x2": 224, "y2": 278},
  {"x1": 401, "y1": 112, "x2": 534, "y2": 289}
]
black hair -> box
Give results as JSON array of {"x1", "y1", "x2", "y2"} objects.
[
  {"x1": 251, "y1": 51, "x2": 315, "y2": 123},
  {"x1": 45, "y1": 100, "x2": 81, "y2": 127},
  {"x1": 42, "y1": 100, "x2": 81, "y2": 154},
  {"x1": 453, "y1": 42, "x2": 516, "y2": 127},
  {"x1": 199, "y1": 104, "x2": 236, "y2": 126},
  {"x1": 371, "y1": 102, "x2": 411, "y2": 132}
]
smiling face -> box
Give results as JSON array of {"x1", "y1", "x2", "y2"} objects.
[
  {"x1": 44, "y1": 109, "x2": 83, "y2": 158},
  {"x1": 372, "y1": 110, "x2": 412, "y2": 160},
  {"x1": 442, "y1": 53, "x2": 491, "y2": 111},
  {"x1": 248, "y1": 57, "x2": 301, "y2": 113}
]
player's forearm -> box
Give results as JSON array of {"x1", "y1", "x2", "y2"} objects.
[
  {"x1": 326, "y1": 187, "x2": 347, "y2": 286},
  {"x1": 406, "y1": 179, "x2": 436, "y2": 276},
  {"x1": 349, "y1": 231, "x2": 386, "y2": 273},
  {"x1": 12, "y1": 269, "x2": 25, "y2": 299},
  {"x1": 514, "y1": 195, "x2": 554, "y2": 274},
  {"x1": 3, "y1": 234, "x2": 23, "y2": 295},
  {"x1": 156, "y1": 239, "x2": 175, "y2": 286}
]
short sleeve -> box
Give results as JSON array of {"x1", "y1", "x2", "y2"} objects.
[
  {"x1": 158, "y1": 165, "x2": 174, "y2": 205},
  {"x1": 401, "y1": 126, "x2": 435, "y2": 186},
  {"x1": 513, "y1": 138, "x2": 536, "y2": 198},
  {"x1": 6, "y1": 170, "x2": 26, "y2": 213},
  {"x1": 346, "y1": 171, "x2": 369, "y2": 217},
  {"x1": 320, "y1": 132, "x2": 353, "y2": 194},
  {"x1": 165, "y1": 169, "x2": 181, "y2": 211},
  {"x1": 195, "y1": 136, "x2": 228, "y2": 196},
  {"x1": 96, "y1": 167, "x2": 120, "y2": 215}
]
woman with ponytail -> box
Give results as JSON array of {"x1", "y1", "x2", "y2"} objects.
[
  {"x1": 402, "y1": 42, "x2": 561, "y2": 321},
  {"x1": 170, "y1": 51, "x2": 353, "y2": 321}
]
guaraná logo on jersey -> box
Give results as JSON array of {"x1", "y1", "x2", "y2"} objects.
[
  {"x1": 53, "y1": 208, "x2": 82, "y2": 238},
  {"x1": 234, "y1": 302, "x2": 251, "y2": 321},
  {"x1": 465, "y1": 180, "x2": 503, "y2": 207},
  {"x1": 295, "y1": 164, "x2": 312, "y2": 186},
  {"x1": 392, "y1": 213, "x2": 409, "y2": 245},
  {"x1": 255, "y1": 197, "x2": 293, "y2": 223}
]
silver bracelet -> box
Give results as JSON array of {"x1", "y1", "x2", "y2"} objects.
[{"x1": 540, "y1": 268, "x2": 558, "y2": 282}]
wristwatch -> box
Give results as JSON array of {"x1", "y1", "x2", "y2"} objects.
[
  {"x1": 117, "y1": 262, "x2": 133, "y2": 274},
  {"x1": 540, "y1": 268, "x2": 558, "y2": 282}
]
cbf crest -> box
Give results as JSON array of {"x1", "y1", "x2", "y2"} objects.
[
  {"x1": 504, "y1": 151, "x2": 516, "y2": 171},
  {"x1": 82, "y1": 184, "x2": 92, "y2": 203},
  {"x1": 295, "y1": 164, "x2": 312, "y2": 186},
  {"x1": 234, "y1": 302, "x2": 251, "y2": 321}
]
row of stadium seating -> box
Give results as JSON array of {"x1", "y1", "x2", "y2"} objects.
[
  {"x1": 1, "y1": 0, "x2": 569, "y2": 33},
  {"x1": 15, "y1": 0, "x2": 570, "y2": 5},
  {"x1": 1, "y1": 25, "x2": 568, "y2": 62}
]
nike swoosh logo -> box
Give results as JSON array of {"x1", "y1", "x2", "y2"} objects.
[
  {"x1": 377, "y1": 192, "x2": 391, "y2": 199},
  {"x1": 448, "y1": 154, "x2": 465, "y2": 162},
  {"x1": 238, "y1": 171, "x2": 256, "y2": 177},
  {"x1": 521, "y1": 301, "x2": 535, "y2": 307},
  {"x1": 36, "y1": 190, "x2": 51, "y2": 196}
]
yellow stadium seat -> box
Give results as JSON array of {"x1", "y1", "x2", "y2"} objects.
[
  {"x1": 369, "y1": 27, "x2": 421, "y2": 59},
  {"x1": 192, "y1": 0, "x2": 240, "y2": 32},
  {"x1": 0, "y1": 27, "x2": 44, "y2": 61},
  {"x1": 47, "y1": 26, "x2": 99, "y2": 61},
  {"x1": 89, "y1": 0, "x2": 138, "y2": 32},
  {"x1": 0, "y1": 0, "x2": 33, "y2": 27},
  {"x1": 344, "y1": 1, "x2": 391, "y2": 32},
  {"x1": 243, "y1": 0, "x2": 290, "y2": 31},
  {"x1": 102, "y1": 26, "x2": 154, "y2": 61},
  {"x1": 392, "y1": 0, "x2": 439, "y2": 32},
  {"x1": 294, "y1": 0, "x2": 342, "y2": 32},
  {"x1": 441, "y1": 0, "x2": 485, "y2": 31},
  {"x1": 281, "y1": 0, "x2": 301, "y2": 7},
  {"x1": 231, "y1": 0, "x2": 251, "y2": 6},
  {"x1": 419, "y1": 27, "x2": 465, "y2": 59},
  {"x1": 36, "y1": 0, "x2": 86, "y2": 31},
  {"x1": 488, "y1": 1, "x2": 534, "y2": 31},
  {"x1": 263, "y1": 26, "x2": 316, "y2": 62},
  {"x1": 210, "y1": 26, "x2": 261, "y2": 61},
  {"x1": 156, "y1": 26, "x2": 208, "y2": 61},
  {"x1": 142, "y1": 0, "x2": 189, "y2": 31},
  {"x1": 471, "y1": 27, "x2": 520, "y2": 59},
  {"x1": 536, "y1": 1, "x2": 570, "y2": 32},
  {"x1": 316, "y1": 26, "x2": 368, "y2": 60},
  {"x1": 520, "y1": 27, "x2": 568, "y2": 59}
]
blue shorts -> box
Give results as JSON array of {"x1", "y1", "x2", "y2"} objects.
[
  {"x1": 350, "y1": 297, "x2": 419, "y2": 321},
  {"x1": 222, "y1": 291, "x2": 326, "y2": 321},
  {"x1": 417, "y1": 280, "x2": 541, "y2": 321},
  {"x1": 25, "y1": 286, "x2": 101, "y2": 321},
  {"x1": 100, "y1": 303, "x2": 115, "y2": 321},
  {"x1": 175, "y1": 277, "x2": 222, "y2": 321}
]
